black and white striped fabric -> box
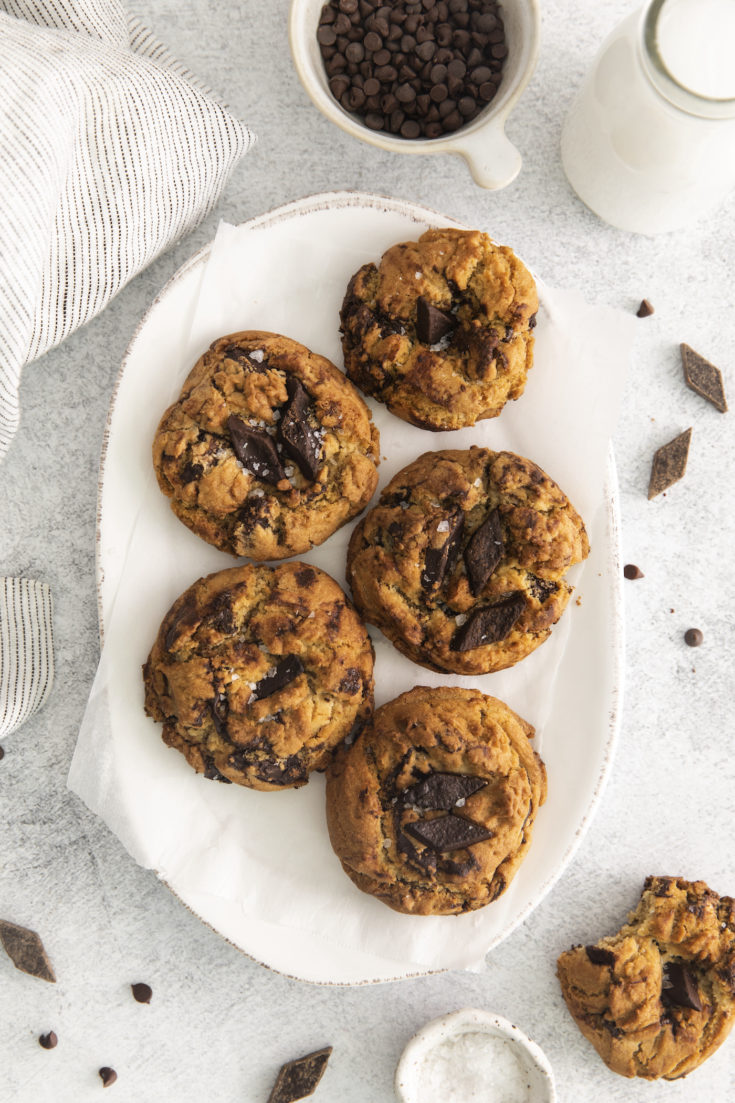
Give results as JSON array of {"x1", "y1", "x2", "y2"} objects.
[
  {"x1": 0, "y1": 578, "x2": 54, "y2": 738},
  {"x1": 0, "y1": 0, "x2": 254, "y2": 462}
]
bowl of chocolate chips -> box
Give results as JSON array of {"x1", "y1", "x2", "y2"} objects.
[{"x1": 290, "y1": 0, "x2": 539, "y2": 188}]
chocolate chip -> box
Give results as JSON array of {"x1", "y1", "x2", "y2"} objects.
[
  {"x1": 0, "y1": 920, "x2": 55, "y2": 983},
  {"x1": 227, "y1": 415, "x2": 287, "y2": 486},
  {"x1": 464, "y1": 508, "x2": 504, "y2": 595},
  {"x1": 250, "y1": 656, "x2": 305, "y2": 702},
  {"x1": 421, "y1": 508, "x2": 464, "y2": 595},
  {"x1": 585, "y1": 945, "x2": 616, "y2": 966},
  {"x1": 450, "y1": 591, "x2": 526, "y2": 650},
  {"x1": 401, "y1": 771, "x2": 487, "y2": 809},
  {"x1": 415, "y1": 296, "x2": 456, "y2": 344},
  {"x1": 131, "y1": 982, "x2": 153, "y2": 1004},
  {"x1": 38, "y1": 1031, "x2": 58, "y2": 1049},
  {"x1": 277, "y1": 377, "x2": 323, "y2": 482},
  {"x1": 404, "y1": 813, "x2": 493, "y2": 852},
  {"x1": 662, "y1": 960, "x2": 703, "y2": 1011},
  {"x1": 339, "y1": 668, "x2": 362, "y2": 694},
  {"x1": 267, "y1": 1047, "x2": 332, "y2": 1103},
  {"x1": 647, "y1": 428, "x2": 692, "y2": 499},
  {"x1": 681, "y1": 343, "x2": 728, "y2": 413},
  {"x1": 99, "y1": 1067, "x2": 118, "y2": 1088},
  {"x1": 0, "y1": 746, "x2": 4, "y2": 762},
  {"x1": 623, "y1": 564, "x2": 644, "y2": 580},
  {"x1": 636, "y1": 299, "x2": 654, "y2": 317},
  {"x1": 684, "y1": 628, "x2": 703, "y2": 647},
  {"x1": 203, "y1": 761, "x2": 232, "y2": 783}
]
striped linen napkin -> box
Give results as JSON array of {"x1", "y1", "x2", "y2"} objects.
[
  {"x1": 0, "y1": 578, "x2": 54, "y2": 738},
  {"x1": 0, "y1": 0, "x2": 254, "y2": 463}
]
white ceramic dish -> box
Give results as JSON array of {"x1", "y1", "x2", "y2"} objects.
[
  {"x1": 289, "y1": 0, "x2": 540, "y2": 188},
  {"x1": 94, "y1": 191, "x2": 623, "y2": 984},
  {"x1": 395, "y1": 1008, "x2": 556, "y2": 1102}
]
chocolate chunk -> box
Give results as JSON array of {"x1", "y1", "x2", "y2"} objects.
[
  {"x1": 464, "y1": 508, "x2": 504, "y2": 595},
  {"x1": 416, "y1": 296, "x2": 456, "y2": 345},
  {"x1": 662, "y1": 960, "x2": 703, "y2": 1011},
  {"x1": 256, "y1": 754, "x2": 308, "y2": 787},
  {"x1": 623, "y1": 564, "x2": 644, "y2": 580},
  {"x1": 647, "y1": 428, "x2": 692, "y2": 499},
  {"x1": 684, "y1": 628, "x2": 703, "y2": 647},
  {"x1": 227, "y1": 415, "x2": 286, "y2": 486},
  {"x1": 527, "y1": 575, "x2": 558, "y2": 602},
  {"x1": 250, "y1": 656, "x2": 305, "y2": 702},
  {"x1": 401, "y1": 772, "x2": 487, "y2": 810},
  {"x1": 421, "y1": 508, "x2": 464, "y2": 595},
  {"x1": 636, "y1": 299, "x2": 654, "y2": 317},
  {"x1": 681, "y1": 343, "x2": 728, "y2": 412},
  {"x1": 210, "y1": 690, "x2": 229, "y2": 738},
  {"x1": 131, "y1": 982, "x2": 152, "y2": 1004},
  {"x1": 38, "y1": 1031, "x2": 58, "y2": 1049},
  {"x1": 450, "y1": 591, "x2": 526, "y2": 651},
  {"x1": 585, "y1": 945, "x2": 616, "y2": 966},
  {"x1": 203, "y1": 762, "x2": 232, "y2": 783},
  {"x1": 404, "y1": 814, "x2": 493, "y2": 852},
  {"x1": 338, "y1": 668, "x2": 362, "y2": 695},
  {"x1": 267, "y1": 1047, "x2": 332, "y2": 1103},
  {"x1": 0, "y1": 920, "x2": 55, "y2": 982},
  {"x1": 277, "y1": 377, "x2": 323, "y2": 481},
  {"x1": 99, "y1": 1067, "x2": 117, "y2": 1088}
]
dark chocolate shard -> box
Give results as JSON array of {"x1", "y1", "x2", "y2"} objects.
[
  {"x1": 131, "y1": 982, "x2": 153, "y2": 1004},
  {"x1": 450, "y1": 591, "x2": 526, "y2": 651},
  {"x1": 636, "y1": 299, "x2": 654, "y2": 318},
  {"x1": 585, "y1": 944, "x2": 616, "y2": 966},
  {"x1": 277, "y1": 376, "x2": 323, "y2": 481},
  {"x1": 681, "y1": 343, "x2": 727, "y2": 412},
  {"x1": 416, "y1": 296, "x2": 455, "y2": 345},
  {"x1": 0, "y1": 920, "x2": 55, "y2": 982},
  {"x1": 420, "y1": 508, "x2": 464, "y2": 596},
  {"x1": 250, "y1": 656, "x2": 305, "y2": 702},
  {"x1": 464, "y1": 508, "x2": 504, "y2": 595},
  {"x1": 400, "y1": 772, "x2": 487, "y2": 810},
  {"x1": 662, "y1": 960, "x2": 703, "y2": 1011},
  {"x1": 267, "y1": 1047, "x2": 332, "y2": 1103},
  {"x1": 404, "y1": 814, "x2": 493, "y2": 852},
  {"x1": 227, "y1": 415, "x2": 286, "y2": 486},
  {"x1": 647, "y1": 428, "x2": 692, "y2": 499}
]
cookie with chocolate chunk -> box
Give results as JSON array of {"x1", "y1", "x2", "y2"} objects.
[
  {"x1": 326, "y1": 686, "x2": 546, "y2": 915},
  {"x1": 346, "y1": 447, "x2": 589, "y2": 675},
  {"x1": 153, "y1": 331, "x2": 380, "y2": 559},
  {"x1": 143, "y1": 562, "x2": 374, "y2": 790},
  {"x1": 557, "y1": 876, "x2": 735, "y2": 1080},
  {"x1": 340, "y1": 228, "x2": 538, "y2": 431}
]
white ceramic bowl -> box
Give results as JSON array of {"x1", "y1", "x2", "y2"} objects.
[
  {"x1": 395, "y1": 1008, "x2": 556, "y2": 1103},
  {"x1": 289, "y1": 0, "x2": 540, "y2": 189}
]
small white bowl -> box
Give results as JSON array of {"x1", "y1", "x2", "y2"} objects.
[
  {"x1": 395, "y1": 1008, "x2": 556, "y2": 1103},
  {"x1": 289, "y1": 0, "x2": 540, "y2": 189}
]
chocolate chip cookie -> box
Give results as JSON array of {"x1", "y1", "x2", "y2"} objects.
[
  {"x1": 152, "y1": 331, "x2": 380, "y2": 559},
  {"x1": 143, "y1": 562, "x2": 375, "y2": 790},
  {"x1": 326, "y1": 685, "x2": 546, "y2": 915},
  {"x1": 557, "y1": 876, "x2": 735, "y2": 1080},
  {"x1": 340, "y1": 228, "x2": 538, "y2": 431},
  {"x1": 346, "y1": 447, "x2": 589, "y2": 675}
]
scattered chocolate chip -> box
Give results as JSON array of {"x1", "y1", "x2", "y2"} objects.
[
  {"x1": 647, "y1": 427, "x2": 692, "y2": 499},
  {"x1": 0, "y1": 920, "x2": 55, "y2": 983},
  {"x1": 277, "y1": 377, "x2": 323, "y2": 481},
  {"x1": 662, "y1": 960, "x2": 703, "y2": 1011},
  {"x1": 623, "y1": 564, "x2": 644, "y2": 580},
  {"x1": 450, "y1": 591, "x2": 526, "y2": 651},
  {"x1": 131, "y1": 982, "x2": 152, "y2": 1004},
  {"x1": 0, "y1": 746, "x2": 4, "y2": 761},
  {"x1": 99, "y1": 1067, "x2": 117, "y2": 1088},
  {"x1": 416, "y1": 296, "x2": 456, "y2": 344},
  {"x1": 38, "y1": 1031, "x2": 58, "y2": 1049},
  {"x1": 401, "y1": 772, "x2": 487, "y2": 810},
  {"x1": 464, "y1": 508, "x2": 504, "y2": 595},
  {"x1": 267, "y1": 1046, "x2": 332, "y2": 1103},
  {"x1": 681, "y1": 343, "x2": 728, "y2": 413},
  {"x1": 404, "y1": 813, "x2": 493, "y2": 852},
  {"x1": 585, "y1": 945, "x2": 616, "y2": 966},
  {"x1": 684, "y1": 628, "x2": 703, "y2": 647},
  {"x1": 227, "y1": 415, "x2": 287, "y2": 486},
  {"x1": 636, "y1": 299, "x2": 654, "y2": 317},
  {"x1": 250, "y1": 656, "x2": 305, "y2": 702},
  {"x1": 421, "y1": 508, "x2": 464, "y2": 595}
]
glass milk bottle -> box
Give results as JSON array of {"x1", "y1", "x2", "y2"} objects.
[{"x1": 561, "y1": 0, "x2": 735, "y2": 233}]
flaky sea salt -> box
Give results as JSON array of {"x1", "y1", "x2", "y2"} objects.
[
  {"x1": 436, "y1": 520, "x2": 450, "y2": 533},
  {"x1": 417, "y1": 1032, "x2": 531, "y2": 1103},
  {"x1": 249, "y1": 349, "x2": 264, "y2": 362}
]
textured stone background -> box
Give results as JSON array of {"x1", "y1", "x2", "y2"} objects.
[{"x1": 1, "y1": 1, "x2": 734, "y2": 1100}]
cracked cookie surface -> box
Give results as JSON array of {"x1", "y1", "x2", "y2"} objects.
[
  {"x1": 325, "y1": 685, "x2": 546, "y2": 915},
  {"x1": 152, "y1": 331, "x2": 380, "y2": 559},
  {"x1": 143, "y1": 562, "x2": 375, "y2": 791},
  {"x1": 557, "y1": 876, "x2": 735, "y2": 1080},
  {"x1": 340, "y1": 228, "x2": 538, "y2": 431},
  {"x1": 346, "y1": 447, "x2": 589, "y2": 675}
]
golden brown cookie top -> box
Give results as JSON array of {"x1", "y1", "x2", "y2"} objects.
[{"x1": 153, "y1": 331, "x2": 380, "y2": 559}]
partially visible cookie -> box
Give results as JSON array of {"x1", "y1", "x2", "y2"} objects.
[
  {"x1": 557, "y1": 876, "x2": 735, "y2": 1080},
  {"x1": 340, "y1": 227, "x2": 538, "y2": 431},
  {"x1": 153, "y1": 331, "x2": 380, "y2": 559},
  {"x1": 326, "y1": 685, "x2": 546, "y2": 916},
  {"x1": 347, "y1": 447, "x2": 589, "y2": 675},
  {"x1": 143, "y1": 562, "x2": 374, "y2": 790}
]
